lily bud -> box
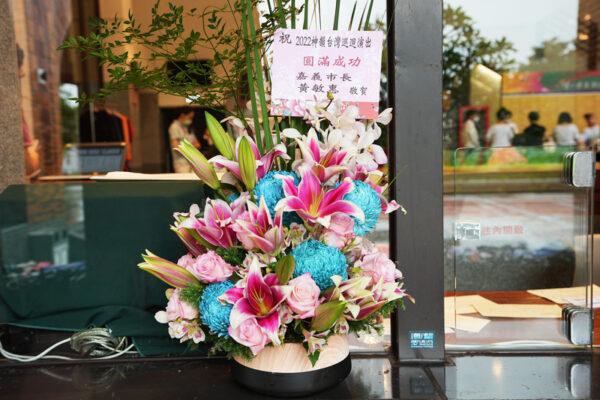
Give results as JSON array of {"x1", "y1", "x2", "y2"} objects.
[
  {"x1": 175, "y1": 139, "x2": 221, "y2": 190},
  {"x1": 311, "y1": 300, "x2": 347, "y2": 332},
  {"x1": 138, "y1": 250, "x2": 199, "y2": 288},
  {"x1": 238, "y1": 136, "x2": 257, "y2": 191},
  {"x1": 205, "y1": 112, "x2": 235, "y2": 160},
  {"x1": 170, "y1": 226, "x2": 205, "y2": 256}
]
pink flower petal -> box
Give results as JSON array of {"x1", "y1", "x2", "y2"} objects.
[
  {"x1": 322, "y1": 178, "x2": 354, "y2": 205},
  {"x1": 222, "y1": 287, "x2": 244, "y2": 304},
  {"x1": 320, "y1": 200, "x2": 365, "y2": 221},
  {"x1": 257, "y1": 311, "x2": 281, "y2": 345}
]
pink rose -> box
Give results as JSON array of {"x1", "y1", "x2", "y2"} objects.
[
  {"x1": 155, "y1": 289, "x2": 198, "y2": 322},
  {"x1": 177, "y1": 253, "x2": 196, "y2": 269},
  {"x1": 186, "y1": 251, "x2": 234, "y2": 283},
  {"x1": 229, "y1": 317, "x2": 269, "y2": 355},
  {"x1": 322, "y1": 214, "x2": 354, "y2": 249},
  {"x1": 286, "y1": 273, "x2": 321, "y2": 318},
  {"x1": 360, "y1": 251, "x2": 401, "y2": 284}
]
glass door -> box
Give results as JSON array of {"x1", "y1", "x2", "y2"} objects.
[{"x1": 445, "y1": 145, "x2": 594, "y2": 350}]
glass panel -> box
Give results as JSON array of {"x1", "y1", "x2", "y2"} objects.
[
  {"x1": 445, "y1": 146, "x2": 593, "y2": 350},
  {"x1": 0, "y1": 181, "x2": 208, "y2": 356}
]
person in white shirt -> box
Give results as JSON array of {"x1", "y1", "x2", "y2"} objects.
[
  {"x1": 168, "y1": 109, "x2": 200, "y2": 173},
  {"x1": 552, "y1": 112, "x2": 580, "y2": 146},
  {"x1": 461, "y1": 110, "x2": 480, "y2": 148},
  {"x1": 582, "y1": 113, "x2": 600, "y2": 146},
  {"x1": 486, "y1": 107, "x2": 515, "y2": 147}
]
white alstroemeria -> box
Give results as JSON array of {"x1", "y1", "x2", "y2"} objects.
[
  {"x1": 221, "y1": 116, "x2": 247, "y2": 138},
  {"x1": 281, "y1": 128, "x2": 302, "y2": 140},
  {"x1": 174, "y1": 204, "x2": 200, "y2": 229},
  {"x1": 375, "y1": 108, "x2": 393, "y2": 125}
]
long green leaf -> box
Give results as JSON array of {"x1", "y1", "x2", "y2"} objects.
[
  {"x1": 357, "y1": 2, "x2": 367, "y2": 31},
  {"x1": 291, "y1": 0, "x2": 296, "y2": 28},
  {"x1": 363, "y1": 0, "x2": 375, "y2": 30},
  {"x1": 241, "y1": 3, "x2": 263, "y2": 154},
  {"x1": 333, "y1": 0, "x2": 341, "y2": 30},
  {"x1": 303, "y1": 0, "x2": 309, "y2": 30},
  {"x1": 348, "y1": 1, "x2": 358, "y2": 30},
  {"x1": 246, "y1": 0, "x2": 273, "y2": 151},
  {"x1": 318, "y1": 0, "x2": 322, "y2": 29}
]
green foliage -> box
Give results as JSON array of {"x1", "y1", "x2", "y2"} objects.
[
  {"x1": 307, "y1": 348, "x2": 320, "y2": 366},
  {"x1": 180, "y1": 284, "x2": 204, "y2": 306},
  {"x1": 520, "y1": 38, "x2": 576, "y2": 73},
  {"x1": 215, "y1": 246, "x2": 247, "y2": 266},
  {"x1": 209, "y1": 335, "x2": 254, "y2": 360},
  {"x1": 59, "y1": 1, "x2": 296, "y2": 142},
  {"x1": 274, "y1": 254, "x2": 295, "y2": 284},
  {"x1": 311, "y1": 301, "x2": 346, "y2": 332},
  {"x1": 443, "y1": 4, "x2": 515, "y2": 106}
]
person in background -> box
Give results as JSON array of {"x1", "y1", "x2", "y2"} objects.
[
  {"x1": 521, "y1": 111, "x2": 545, "y2": 146},
  {"x1": 168, "y1": 108, "x2": 200, "y2": 173},
  {"x1": 582, "y1": 113, "x2": 600, "y2": 146},
  {"x1": 461, "y1": 110, "x2": 480, "y2": 149},
  {"x1": 553, "y1": 112, "x2": 580, "y2": 146},
  {"x1": 506, "y1": 109, "x2": 519, "y2": 135},
  {"x1": 486, "y1": 107, "x2": 514, "y2": 147}
]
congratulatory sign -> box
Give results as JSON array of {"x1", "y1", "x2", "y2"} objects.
[{"x1": 270, "y1": 28, "x2": 384, "y2": 119}]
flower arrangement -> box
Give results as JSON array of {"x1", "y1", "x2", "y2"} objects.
[
  {"x1": 139, "y1": 101, "x2": 411, "y2": 364},
  {"x1": 59, "y1": 0, "x2": 411, "y2": 366}
]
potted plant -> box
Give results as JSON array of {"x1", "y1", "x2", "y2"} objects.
[{"x1": 61, "y1": 1, "x2": 411, "y2": 396}]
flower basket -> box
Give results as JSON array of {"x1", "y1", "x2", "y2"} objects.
[
  {"x1": 61, "y1": 3, "x2": 414, "y2": 395},
  {"x1": 232, "y1": 335, "x2": 351, "y2": 397}
]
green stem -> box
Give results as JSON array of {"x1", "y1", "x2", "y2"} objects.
[
  {"x1": 241, "y1": 2, "x2": 264, "y2": 153},
  {"x1": 363, "y1": 0, "x2": 374, "y2": 30},
  {"x1": 303, "y1": 0, "x2": 309, "y2": 29},
  {"x1": 246, "y1": 0, "x2": 273, "y2": 151},
  {"x1": 348, "y1": 1, "x2": 357, "y2": 30},
  {"x1": 333, "y1": 0, "x2": 340, "y2": 30},
  {"x1": 291, "y1": 0, "x2": 296, "y2": 28},
  {"x1": 277, "y1": 0, "x2": 287, "y2": 28}
]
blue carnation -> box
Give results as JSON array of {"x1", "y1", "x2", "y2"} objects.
[
  {"x1": 200, "y1": 281, "x2": 234, "y2": 337},
  {"x1": 292, "y1": 240, "x2": 348, "y2": 290},
  {"x1": 343, "y1": 180, "x2": 381, "y2": 236},
  {"x1": 227, "y1": 193, "x2": 239, "y2": 203},
  {"x1": 253, "y1": 170, "x2": 301, "y2": 225}
]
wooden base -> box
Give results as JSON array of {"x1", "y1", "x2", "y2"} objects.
[{"x1": 231, "y1": 335, "x2": 351, "y2": 397}]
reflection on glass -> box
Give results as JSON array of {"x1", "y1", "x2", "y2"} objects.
[
  {"x1": 0, "y1": 182, "x2": 208, "y2": 357},
  {"x1": 2, "y1": 185, "x2": 85, "y2": 289},
  {"x1": 445, "y1": 146, "x2": 593, "y2": 350}
]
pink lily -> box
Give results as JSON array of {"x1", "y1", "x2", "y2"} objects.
[
  {"x1": 287, "y1": 129, "x2": 348, "y2": 182},
  {"x1": 231, "y1": 197, "x2": 286, "y2": 255},
  {"x1": 186, "y1": 197, "x2": 246, "y2": 249},
  {"x1": 275, "y1": 170, "x2": 365, "y2": 228},
  {"x1": 224, "y1": 260, "x2": 290, "y2": 349},
  {"x1": 211, "y1": 136, "x2": 289, "y2": 182}
]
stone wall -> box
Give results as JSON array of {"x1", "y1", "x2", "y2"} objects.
[{"x1": 0, "y1": 0, "x2": 25, "y2": 192}]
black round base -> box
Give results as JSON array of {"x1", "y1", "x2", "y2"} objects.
[{"x1": 231, "y1": 355, "x2": 352, "y2": 398}]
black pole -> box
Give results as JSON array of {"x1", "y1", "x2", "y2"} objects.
[{"x1": 387, "y1": 0, "x2": 445, "y2": 362}]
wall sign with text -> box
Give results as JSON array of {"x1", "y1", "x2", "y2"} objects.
[{"x1": 270, "y1": 28, "x2": 384, "y2": 119}]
